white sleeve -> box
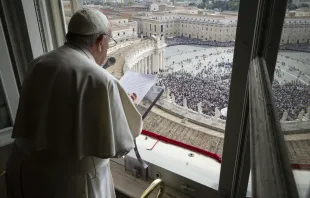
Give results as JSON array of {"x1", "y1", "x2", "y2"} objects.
[{"x1": 115, "y1": 80, "x2": 143, "y2": 138}]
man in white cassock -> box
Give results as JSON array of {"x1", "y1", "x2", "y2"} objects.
[{"x1": 5, "y1": 8, "x2": 142, "y2": 198}]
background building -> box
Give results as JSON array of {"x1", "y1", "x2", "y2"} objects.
[
  {"x1": 281, "y1": 18, "x2": 310, "y2": 44},
  {"x1": 135, "y1": 12, "x2": 310, "y2": 44},
  {"x1": 109, "y1": 17, "x2": 138, "y2": 43},
  {"x1": 134, "y1": 13, "x2": 237, "y2": 42}
]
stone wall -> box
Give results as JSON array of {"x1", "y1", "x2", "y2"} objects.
[{"x1": 157, "y1": 98, "x2": 310, "y2": 134}]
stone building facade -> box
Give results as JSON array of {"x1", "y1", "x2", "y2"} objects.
[{"x1": 134, "y1": 13, "x2": 310, "y2": 44}]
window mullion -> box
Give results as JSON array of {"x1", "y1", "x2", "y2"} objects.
[
  {"x1": 0, "y1": 0, "x2": 44, "y2": 85},
  {"x1": 44, "y1": 0, "x2": 67, "y2": 48},
  {"x1": 248, "y1": 58, "x2": 298, "y2": 198},
  {"x1": 218, "y1": 0, "x2": 262, "y2": 196},
  {"x1": 256, "y1": 0, "x2": 288, "y2": 81}
]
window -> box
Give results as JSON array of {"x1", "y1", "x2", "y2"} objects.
[
  {"x1": 271, "y1": 13, "x2": 310, "y2": 197},
  {"x1": 0, "y1": 15, "x2": 19, "y2": 146},
  {"x1": 0, "y1": 81, "x2": 11, "y2": 130},
  {"x1": 1, "y1": 0, "x2": 306, "y2": 197}
]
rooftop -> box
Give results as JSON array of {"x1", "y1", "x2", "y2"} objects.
[
  {"x1": 143, "y1": 106, "x2": 310, "y2": 165},
  {"x1": 133, "y1": 14, "x2": 238, "y2": 25}
]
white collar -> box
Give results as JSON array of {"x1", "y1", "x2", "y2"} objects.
[{"x1": 65, "y1": 42, "x2": 96, "y2": 63}]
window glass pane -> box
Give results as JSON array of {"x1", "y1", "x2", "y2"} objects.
[
  {"x1": 121, "y1": 3, "x2": 238, "y2": 191},
  {"x1": 0, "y1": 78, "x2": 12, "y2": 130},
  {"x1": 59, "y1": 0, "x2": 242, "y2": 191},
  {"x1": 273, "y1": 5, "x2": 310, "y2": 197},
  {"x1": 62, "y1": 0, "x2": 72, "y2": 27}
]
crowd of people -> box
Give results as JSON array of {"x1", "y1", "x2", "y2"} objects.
[
  {"x1": 166, "y1": 37, "x2": 235, "y2": 47},
  {"x1": 165, "y1": 37, "x2": 310, "y2": 53},
  {"x1": 157, "y1": 62, "x2": 232, "y2": 118},
  {"x1": 272, "y1": 80, "x2": 310, "y2": 121},
  {"x1": 164, "y1": 47, "x2": 233, "y2": 70},
  {"x1": 158, "y1": 59, "x2": 309, "y2": 121},
  {"x1": 158, "y1": 37, "x2": 310, "y2": 121},
  {"x1": 275, "y1": 60, "x2": 309, "y2": 83},
  {"x1": 280, "y1": 43, "x2": 310, "y2": 53}
]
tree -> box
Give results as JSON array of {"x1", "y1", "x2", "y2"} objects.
[
  {"x1": 228, "y1": 2, "x2": 239, "y2": 11},
  {"x1": 203, "y1": 1, "x2": 239, "y2": 11},
  {"x1": 287, "y1": 3, "x2": 298, "y2": 10},
  {"x1": 94, "y1": 1, "x2": 103, "y2": 5},
  {"x1": 104, "y1": 2, "x2": 112, "y2": 6},
  {"x1": 197, "y1": 3, "x2": 205, "y2": 9},
  {"x1": 300, "y1": 3, "x2": 309, "y2": 8},
  {"x1": 128, "y1": 1, "x2": 135, "y2": 6}
]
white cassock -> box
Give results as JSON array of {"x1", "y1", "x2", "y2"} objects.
[{"x1": 6, "y1": 42, "x2": 143, "y2": 198}]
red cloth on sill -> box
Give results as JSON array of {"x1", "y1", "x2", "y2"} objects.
[
  {"x1": 141, "y1": 130, "x2": 310, "y2": 170},
  {"x1": 141, "y1": 130, "x2": 222, "y2": 163}
]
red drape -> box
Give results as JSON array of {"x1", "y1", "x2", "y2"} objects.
[{"x1": 141, "y1": 130, "x2": 310, "y2": 170}]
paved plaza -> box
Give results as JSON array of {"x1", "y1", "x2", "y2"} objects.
[{"x1": 165, "y1": 45, "x2": 310, "y2": 84}]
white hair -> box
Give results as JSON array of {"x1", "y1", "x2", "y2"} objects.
[{"x1": 65, "y1": 32, "x2": 103, "y2": 47}]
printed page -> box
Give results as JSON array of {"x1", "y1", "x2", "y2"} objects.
[{"x1": 119, "y1": 71, "x2": 158, "y2": 104}]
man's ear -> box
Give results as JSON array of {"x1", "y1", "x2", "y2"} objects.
[{"x1": 97, "y1": 34, "x2": 105, "y2": 52}]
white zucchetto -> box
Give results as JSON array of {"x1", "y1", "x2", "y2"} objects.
[{"x1": 68, "y1": 8, "x2": 110, "y2": 35}]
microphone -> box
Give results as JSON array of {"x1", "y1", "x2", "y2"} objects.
[{"x1": 102, "y1": 57, "x2": 116, "y2": 69}]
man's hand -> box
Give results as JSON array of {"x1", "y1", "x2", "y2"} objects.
[{"x1": 130, "y1": 93, "x2": 139, "y2": 105}]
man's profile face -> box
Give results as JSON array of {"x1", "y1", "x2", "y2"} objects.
[
  {"x1": 102, "y1": 29, "x2": 113, "y2": 65},
  {"x1": 106, "y1": 28, "x2": 113, "y2": 49},
  {"x1": 94, "y1": 27, "x2": 112, "y2": 66}
]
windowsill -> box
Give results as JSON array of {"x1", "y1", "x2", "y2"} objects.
[
  {"x1": 0, "y1": 127, "x2": 14, "y2": 147},
  {"x1": 122, "y1": 134, "x2": 310, "y2": 198},
  {"x1": 1, "y1": 130, "x2": 308, "y2": 197},
  {"x1": 111, "y1": 160, "x2": 191, "y2": 198},
  {"x1": 128, "y1": 134, "x2": 221, "y2": 190}
]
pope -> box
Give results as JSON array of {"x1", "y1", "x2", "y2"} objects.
[{"x1": 5, "y1": 8, "x2": 142, "y2": 198}]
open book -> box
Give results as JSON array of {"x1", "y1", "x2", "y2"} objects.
[{"x1": 119, "y1": 71, "x2": 158, "y2": 105}]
